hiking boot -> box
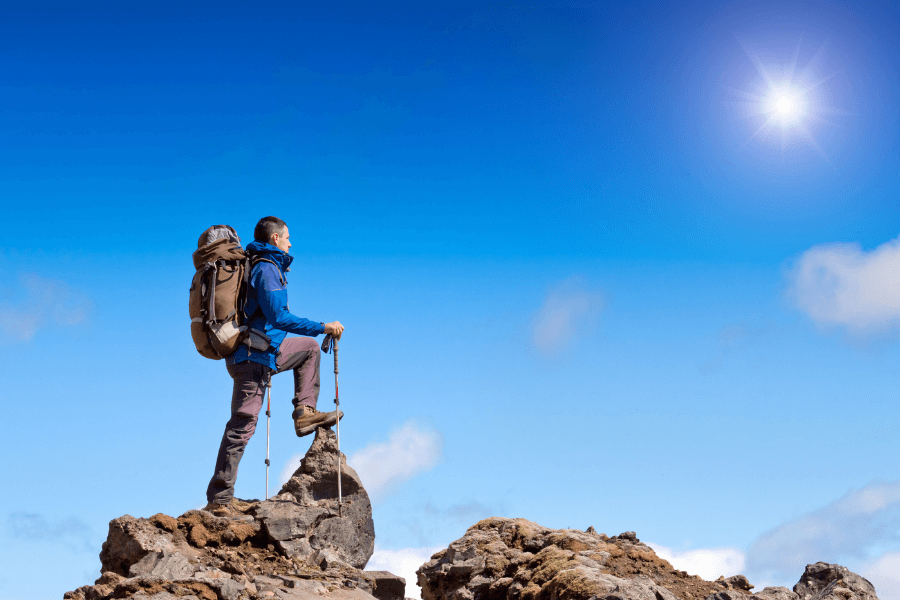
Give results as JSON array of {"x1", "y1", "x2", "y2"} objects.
[
  {"x1": 202, "y1": 500, "x2": 253, "y2": 521},
  {"x1": 293, "y1": 405, "x2": 344, "y2": 437}
]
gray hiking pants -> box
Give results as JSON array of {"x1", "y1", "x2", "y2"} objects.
[{"x1": 206, "y1": 336, "x2": 321, "y2": 504}]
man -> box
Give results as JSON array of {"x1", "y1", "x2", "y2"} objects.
[{"x1": 205, "y1": 216, "x2": 344, "y2": 517}]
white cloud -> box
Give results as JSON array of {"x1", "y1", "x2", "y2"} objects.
[
  {"x1": 860, "y1": 552, "x2": 900, "y2": 600},
  {"x1": 367, "y1": 545, "x2": 443, "y2": 600},
  {"x1": 786, "y1": 236, "x2": 900, "y2": 332},
  {"x1": 648, "y1": 542, "x2": 746, "y2": 581},
  {"x1": 279, "y1": 453, "x2": 304, "y2": 487},
  {"x1": 746, "y1": 482, "x2": 900, "y2": 581},
  {"x1": 0, "y1": 274, "x2": 90, "y2": 342},
  {"x1": 532, "y1": 277, "x2": 605, "y2": 355},
  {"x1": 348, "y1": 421, "x2": 443, "y2": 503}
]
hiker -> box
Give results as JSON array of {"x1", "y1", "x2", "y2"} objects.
[{"x1": 204, "y1": 216, "x2": 344, "y2": 517}]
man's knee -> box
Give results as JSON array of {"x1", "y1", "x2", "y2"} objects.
[
  {"x1": 227, "y1": 414, "x2": 258, "y2": 440},
  {"x1": 296, "y1": 336, "x2": 319, "y2": 353}
]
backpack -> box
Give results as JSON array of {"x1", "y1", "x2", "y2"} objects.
[{"x1": 189, "y1": 225, "x2": 249, "y2": 359}]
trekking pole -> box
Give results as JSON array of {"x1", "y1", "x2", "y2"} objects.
[
  {"x1": 264, "y1": 374, "x2": 272, "y2": 500},
  {"x1": 333, "y1": 337, "x2": 342, "y2": 518}
]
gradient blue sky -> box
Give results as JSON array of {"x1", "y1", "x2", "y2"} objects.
[{"x1": 3, "y1": 2, "x2": 900, "y2": 599}]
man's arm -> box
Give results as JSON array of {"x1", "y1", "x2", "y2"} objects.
[{"x1": 253, "y1": 262, "x2": 325, "y2": 337}]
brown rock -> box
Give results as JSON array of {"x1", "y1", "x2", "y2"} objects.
[
  {"x1": 149, "y1": 513, "x2": 178, "y2": 532},
  {"x1": 793, "y1": 562, "x2": 879, "y2": 600}
]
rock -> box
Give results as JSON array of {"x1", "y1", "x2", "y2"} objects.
[
  {"x1": 417, "y1": 518, "x2": 702, "y2": 600},
  {"x1": 187, "y1": 575, "x2": 242, "y2": 600},
  {"x1": 755, "y1": 587, "x2": 800, "y2": 600},
  {"x1": 64, "y1": 426, "x2": 396, "y2": 600},
  {"x1": 705, "y1": 592, "x2": 746, "y2": 600},
  {"x1": 793, "y1": 563, "x2": 879, "y2": 600},
  {"x1": 128, "y1": 551, "x2": 194, "y2": 579},
  {"x1": 99, "y1": 515, "x2": 181, "y2": 576},
  {"x1": 255, "y1": 427, "x2": 375, "y2": 569},
  {"x1": 313, "y1": 548, "x2": 351, "y2": 570},
  {"x1": 365, "y1": 570, "x2": 406, "y2": 600},
  {"x1": 417, "y1": 519, "x2": 886, "y2": 600},
  {"x1": 723, "y1": 575, "x2": 753, "y2": 591},
  {"x1": 148, "y1": 514, "x2": 178, "y2": 532}
]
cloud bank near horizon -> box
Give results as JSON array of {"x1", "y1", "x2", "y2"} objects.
[
  {"x1": 786, "y1": 236, "x2": 900, "y2": 333},
  {"x1": 532, "y1": 277, "x2": 605, "y2": 355},
  {"x1": 650, "y1": 482, "x2": 900, "y2": 595},
  {"x1": 647, "y1": 543, "x2": 746, "y2": 581},
  {"x1": 746, "y1": 482, "x2": 900, "y2": 580}
]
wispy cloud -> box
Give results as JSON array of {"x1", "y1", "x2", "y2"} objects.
[
  {"x1": 786, "y1": 236, "x2": 900, "y2": 334},
  {"x1": 860, "y1": 551, "x2": 900, "y2": 600},
  {"x1": 346, "y1": 421, "x2": 443, "y2": 504},
  {"x1": 7, "y1": 512, "x2": 93, "y2": 551},
  {"x1": 532, "y1": 277, "x2": 605, "y2": 355},
  {"x1": 648, "y1": 542, "x2": 746, "y2": 581},
  {"x1": 0, "y1": 274, "x2": 90, "y2": 342},
  {"x1": 746, "y1": 482, "x2": 900, "y2": 581},
  {"x1": 279, "y1": 454, "x2": 304, "y2": 487},
  {"x1": 278, "y1": 421, "x2": 444, "y2": 499},
  {"x1": 367, "y1": 545, "x2": 443, "y2": 600}
]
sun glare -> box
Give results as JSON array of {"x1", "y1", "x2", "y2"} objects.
[
  {"x1": 767, "y1": 88, "x2": 805, "y2": 125},
  {"x1": 733, "y1": 40, "x2": 839, "y2": 158}
]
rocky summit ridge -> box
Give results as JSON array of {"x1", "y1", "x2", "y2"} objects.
[
  {"x1": 416, "y1": 518, "x2": 880, "y2": 600},
  {"x1": 65, "y1": 428, "x2": 403, "y2": 600},
  {"x1": 63, "y1": 429, "x2": 880, "y2": 600}
]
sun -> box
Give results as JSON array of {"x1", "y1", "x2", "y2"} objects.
[
  {"x1": 732, "y1": 40, "x2": 839, "y2": 157},
  {"x1": 766, "y1": 87, "x2": 806, "y2": 126}
]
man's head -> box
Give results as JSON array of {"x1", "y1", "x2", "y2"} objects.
[{"x1": 254, "y1": 216, "x2": 290, "y2": 253}]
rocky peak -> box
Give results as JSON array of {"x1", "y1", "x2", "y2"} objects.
[
  {"x1": 65, "y1": 428, "x2": 395, "y2": 600},
  {"x1": 416, "y1": 517, "x2": 880, "y2": 600}
]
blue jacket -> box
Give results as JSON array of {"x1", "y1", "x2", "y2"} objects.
[{"x1": 227, "y1": 241, "x2": 325, "y2": 369}]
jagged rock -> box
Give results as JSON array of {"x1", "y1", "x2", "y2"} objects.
[
  {"x1": 256, "y1": 427, "x2": 375, "y2": 568},
  {"x1": 65, "y1": 426, "x2": 393, "y2": 600},
  {"x1": 755, "y1": 587, "x2": 800, "y2": 600},
  {"x1": 365, "y1": 571, "x2": 406, "y2": 600},
  {"x1": 417, "y1": 518, "x2": 720, "y2": 600},
  {"x1": 793, "y1": 563, "x2": 878, "y2": 600},
  {"x1": 417, "y1": 518, "x2": 882, "y2": 600},
  {"x1": 99, "y1": 515, "x2": 185, "y2": 576},
  {"x1": 724, "y1": 575, "x2": 754, "y2": 591}
]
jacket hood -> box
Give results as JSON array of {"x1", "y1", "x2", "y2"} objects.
[{"x1": 246, "y1": 241, "x2": 294, "y2": 271}]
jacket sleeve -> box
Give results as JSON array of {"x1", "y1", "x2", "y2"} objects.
[{"x1": 252, "y1": 262, "x2": 326, "y2": 337}]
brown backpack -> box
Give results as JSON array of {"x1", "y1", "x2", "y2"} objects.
[{"x1": 189, "y1": 225, "x2": 249, "y2": 359}]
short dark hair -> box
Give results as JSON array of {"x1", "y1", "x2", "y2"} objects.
[{"x1": 254, "y1": 216, "x2": 287, "y2": 243}]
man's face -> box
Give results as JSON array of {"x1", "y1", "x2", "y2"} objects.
[{"x1": 272, "y1": 226, "x2": 291, "y2": 253}]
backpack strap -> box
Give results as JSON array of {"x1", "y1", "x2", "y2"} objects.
[
  {"x1": 243, "y1": 256, "x2": 285, "y2": 321},
  {"x1": 250, "y1": 257, "x2": 285, "y2": 286},
  {"x1": 204, "y1": 261, "x2": 218, "y2": 322}
]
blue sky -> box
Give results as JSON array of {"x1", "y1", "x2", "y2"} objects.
[{"x1": 2, "y1": 2, "x2": 900, "y2": 599}]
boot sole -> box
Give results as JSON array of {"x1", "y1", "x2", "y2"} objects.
[{"x1": 295, "y1": 409, "x2": 344, "y2": 437}]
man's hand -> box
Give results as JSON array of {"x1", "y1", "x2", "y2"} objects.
[{"x1": 323, "y1": 321, "x2": 344, "y2": 339}]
